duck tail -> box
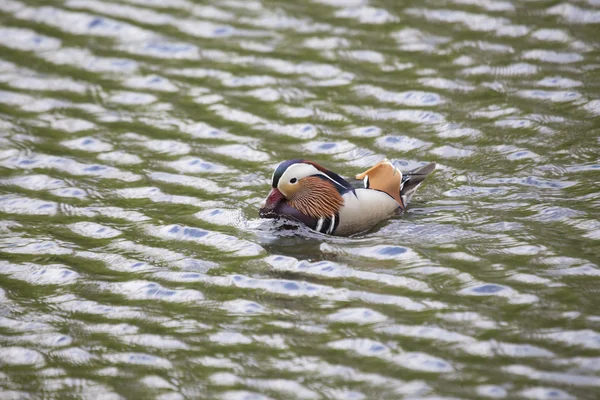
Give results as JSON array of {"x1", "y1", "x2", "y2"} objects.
[{"x1": 400, "y1": 162, "x2": 436, "y2": 207}]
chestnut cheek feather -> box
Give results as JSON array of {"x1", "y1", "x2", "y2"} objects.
[{"x1": 289, "y1": 177, "x2": 343, "y2": 219}]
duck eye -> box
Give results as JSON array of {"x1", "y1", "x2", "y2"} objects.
[{"x1": 289, "y1": 178, "x2": 297, "y2": 184}]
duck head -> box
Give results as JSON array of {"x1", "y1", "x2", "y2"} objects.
[{"x1": 259, "y1": 159, "x2": 349, "y2": 222}]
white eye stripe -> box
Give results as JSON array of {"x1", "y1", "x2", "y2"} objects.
[
  {"x1": 278, "y1": 163, "x2": 348, "y2": 190},
  {"x1": 320, "y1": 172, "x2": 347, "y2": 188},
  {"x1": 278, "y1": 164, "x2": 320, "y2": 190}
]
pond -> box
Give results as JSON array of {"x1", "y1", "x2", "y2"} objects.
[{"x1": 0, "y1": 0, "x2": 599, "y2": 399}]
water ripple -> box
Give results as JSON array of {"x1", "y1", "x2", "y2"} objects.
[{"x1": 0, "y1": 0, "x2": 598, "y2": 397}]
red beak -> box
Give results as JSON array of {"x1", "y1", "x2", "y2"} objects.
[{"x1": 259, "y1": 188, "x2": 285, "y2": 216}]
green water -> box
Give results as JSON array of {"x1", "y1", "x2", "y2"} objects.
[{"x1": 0, "y1": 0, "x2": 599, "y2": 399}]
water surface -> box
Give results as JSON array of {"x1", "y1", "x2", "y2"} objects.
[{"x1": 0, "y1": 0, "x2": 599, "y2": 399}]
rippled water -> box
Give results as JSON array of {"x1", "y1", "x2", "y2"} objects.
[{"x1": 0, "y1": 0, "x2": 599, "y2": 398}]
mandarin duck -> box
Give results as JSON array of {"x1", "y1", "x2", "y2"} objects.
[{"x1": 259, "y1": 159, "x2": 436, "y2": 236}]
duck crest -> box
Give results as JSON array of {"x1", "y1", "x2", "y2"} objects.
[
  {"x1": 260, "y1": 158, "x2": 436, "y2": 236},
  {"x1": 302, "y1": 160, "x2": 353, "y2": 194},
  {"x1": 272, "y1": 159, "x2": 353, "y2": 194},
  {"x1": 271, "y1": 159, "x2": 303, "y2": 188}
]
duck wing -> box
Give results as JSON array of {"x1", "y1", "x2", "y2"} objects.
[
  {"x1": 355, "y1": 159, "x2": 436, "y2": 208},
  {"x1": 355, "y1": 159, "x2": 403, "y2": 205},
  {"x1": 399, "y1": 162, "x2": 436, "y2": 207}
]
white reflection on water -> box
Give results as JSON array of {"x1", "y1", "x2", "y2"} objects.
[{"x1": 0, "y1": 0, "x2": 598, "y2": 398}]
